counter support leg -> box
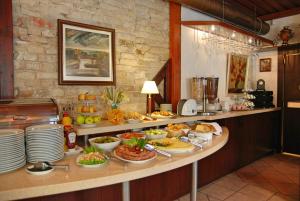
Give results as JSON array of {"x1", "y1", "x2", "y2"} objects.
[
  {"x1": 84, "y1": 135, "x2": 89, "y2": 147},
  {"x1": 122, "y1": 181, "x2": 130, "y2": 201},
  {"x1": 191, "y1": 161, "x2": 198, "y2": 201}
]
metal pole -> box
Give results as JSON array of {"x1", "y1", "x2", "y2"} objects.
[
  {"x1": 122, "y1": 181, "x2": 130, "y2": 201},
  {"x1": 84, "y1": 135, "x2": 89, "y2": 147},
  {"x1": 190, "y1": 161, "x2": 198, "y2": 201}
]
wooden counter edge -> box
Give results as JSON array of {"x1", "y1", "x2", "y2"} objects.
[{"x1": 0, "y1": 129, "x2": 229, "y2": 200}]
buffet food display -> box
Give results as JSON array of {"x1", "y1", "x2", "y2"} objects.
[
  {"x1": 0, "y1": 109, "x2": 223, "y2": 174},
  {"x1": 76, "y1": 93, "x2": 102, "y2": 127}
]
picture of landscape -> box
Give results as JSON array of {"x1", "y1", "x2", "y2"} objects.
[{"x1": 58, "y1": 20, "x2": 115, "y2": 85}]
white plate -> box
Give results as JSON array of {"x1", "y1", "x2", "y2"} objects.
[
  {"x1": 26, "y1": 124, "x2": 63, "y2": 132},
  {"x1": 76, "y1": 154, "x2": 107, "y2": 168},
  {"x1": 150, "y1": 114, "x2": 175, "y2": 119},
  {"x1": 64, "y1": 146, "x2": 83, "y2": 156},
  {"x1": 113, "y1": 150, "x2": 157, "y2": 164},
  {"x1": 26, "y1": 165, "x2": 54, "y2": 175},
  {"x1": 0, "y1": 129, "x2": 24, "y2": 137},
  {"x1": 0, "y1": 160, "x2": 26, "y2": 174}
]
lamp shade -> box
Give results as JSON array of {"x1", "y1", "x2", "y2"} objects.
[{"x1": 141, "y1": 81, "x2": 159, "y2": 94}]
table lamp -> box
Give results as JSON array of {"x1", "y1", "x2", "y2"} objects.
[{"x1": 141, "y1": 81, "x2": 159, "y2": 116}]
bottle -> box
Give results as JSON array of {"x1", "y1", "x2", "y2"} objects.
[
  {"x1": 64, "y1": 125, "x2": 77, "y2": 150},
  {"x1": 62, "y1": 112, "x2": 76, "y2": 151}
]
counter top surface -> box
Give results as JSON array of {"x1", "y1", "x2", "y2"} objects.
[
  {"x1": 76, "y1": 108, "x2": 280, "y2": 136},
  {"x1": 0, "y1": 128, "x2": 228, "y2": 201}
]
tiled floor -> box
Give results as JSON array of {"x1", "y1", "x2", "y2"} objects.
[{"x1": 176, "y1": 153, "x2": 299, "y2": 201}]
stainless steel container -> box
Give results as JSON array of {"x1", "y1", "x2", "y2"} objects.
[{"x1": 0, "y1": 98, "x2": 59, "y2": 129}]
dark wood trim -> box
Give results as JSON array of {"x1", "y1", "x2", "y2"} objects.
[
  {"x1": 169, "y1": 2, "x2": 181, "y2": 112},
  {"x1": 259, "y1": 7, "x2": 300, "y2": 21},
  {"x1": 57, "y1": 19, "x2": 116, "y2": 86},
  {"x1": 181, "y1": 21, "x2": 274, "y2": 45},
  {"x1": 0, "y1": 0, "x2": 14, "y2": 99}
]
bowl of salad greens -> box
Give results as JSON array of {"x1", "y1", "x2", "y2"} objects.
[
  {"x1": 76, "y1": 146, "x2": 108, "y2": 168},
  {"x1": 143, "y1": 129, "x2": 168, "y2": 140},
  {"x1": 89, "y1": 136, "x2": 121, "y2": 152}
]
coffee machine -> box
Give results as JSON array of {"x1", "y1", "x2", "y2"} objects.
[{"x1": 191, "y1": 77, "x2": 219, "y2": 115}]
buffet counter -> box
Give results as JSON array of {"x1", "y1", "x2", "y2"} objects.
[
  {"x1": 76, "y1": 108, "x2": 280, "y2": 137},
  {"x1": 0, "y1": 128, "x2": 228, "y2": 201}
]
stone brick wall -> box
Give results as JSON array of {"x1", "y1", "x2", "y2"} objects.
[{"x1": 12, "y1": 0, "x2": 169, "y2": 114}]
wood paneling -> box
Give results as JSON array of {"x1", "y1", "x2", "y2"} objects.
[
  {"x1": 20, "y1": 184, "x2": 122, "y2": 201},
  {"x1": 227, "y1": 0, "x2": 300, "y2": 20},
  {"x1": 130, "y1": 165, "x2": 191, "y2": 201},
  {"x1": 198, "y1": 111, "x2": 280, "y2": 187},
  {"x1": 0, "y1": 0, "x2": 14, "y2": 99},
  {"x1": 259, "y1": 7, "x2": 300, "y2": 21},
  {"x1": 169, "y1": 2, "x2": 181, "y2": 112}
]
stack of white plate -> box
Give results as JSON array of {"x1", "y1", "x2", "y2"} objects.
[
  {"x1": 25, "y1": 124, "x2": 64, "y2": 163},
  {"x1": 0, "y1": 129, "x2": 26, "y2": 174}
]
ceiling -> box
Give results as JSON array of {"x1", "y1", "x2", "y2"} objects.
[{"x1": 226, "y1": 0, "x2": 300, "y2": 21}]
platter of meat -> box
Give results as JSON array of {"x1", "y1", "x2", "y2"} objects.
[{"x1": 114, "y1": 144, "x2": 157, "y2": 164}]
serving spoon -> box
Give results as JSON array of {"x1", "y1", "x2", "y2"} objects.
[
  {"x1": 32, "y1": 162, "x2": 69, "y2": 171},
  {"x1": 144, "y1": 144, "x2": 172, "y2": 158}
]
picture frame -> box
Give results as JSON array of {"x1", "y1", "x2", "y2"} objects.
[
  {"x1": 58, "y1": 19, "x2": 115, "y2": 85},
  {"x1": 226, "y1": 54, "x2": 249, "y2": 94},
  {"x1": 259, "y1": 58, "x2": 272, "y2": 72}
]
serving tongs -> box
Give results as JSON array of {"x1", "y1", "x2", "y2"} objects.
[
  {"x1": 144, "y1": 144, "x2": 172, "y2": 158},
  {"x1": 32, "y1": 161, "x2": 69, "y2": 171},
  {"x1": 179, "y1": 136, "x2": 206, "y2": 149}
]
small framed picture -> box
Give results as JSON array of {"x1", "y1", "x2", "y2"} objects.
[
  {"x1": 58, "y1": 19, "x2": 115, "y2": 85},
  {"x1": 259, "y1": 58, "x2": 272, "y2": 72}
]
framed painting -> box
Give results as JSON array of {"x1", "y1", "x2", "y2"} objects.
[
  {"x1": 259, "y1": 58, "x2": 272, "y2": 72},
  {"x1": 58, "y1": 19, "x2": 115, "y2": 85},
  {"x1": 226, "y1": 54, "x2": 249, "y2": 94}
]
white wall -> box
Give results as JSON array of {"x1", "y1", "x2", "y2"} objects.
[
  {"x1": 181, "y1": 25, "x2": 229, "y2": 100},
  {"x1": 264, "y1": 14, "x2": 300, "y2": 45},
  {"x1": 181, "y1": 7, "x2": 278, "y2": 107},
  {"x1": 252, "y1": 50, "x2": 278, "y2": 106},
  {"x1": 181, "y1": 7, "x2": 253, "y2": 101}
]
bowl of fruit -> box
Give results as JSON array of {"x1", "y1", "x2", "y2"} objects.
[
  {"x1": 89, "y1": 136, "x2": 121, "y2": 152},
  {"x1": 144, "y1": 129, "x2": 168, "y2": 140},
  {"x1": 76, "y1": 115, "x2": 101, "y2": 128}
]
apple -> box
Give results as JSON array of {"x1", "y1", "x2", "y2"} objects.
[
  {"x1": 85, "y1": 116, "x2": 94, "y2": 124},
  {"x1": 94, "y1": 116, "x2": 101, "y2": 123},
  {"x1": 76, "y1": 115, "x2": 85, "y2": 125}
]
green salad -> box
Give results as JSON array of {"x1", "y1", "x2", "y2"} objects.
[
  {"x1": 78, "y1": 146, "x2": 107, "y2": 165},
  {"x1": 93, "y1": 136, "x2": 117, "y2": 144},
  {"x1": 144, "y1": 129, "x2": 168, "y2": 135}
]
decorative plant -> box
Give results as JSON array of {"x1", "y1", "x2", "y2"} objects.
[{"x1": 101, "y1": 87, "x2": 129, "y2": 109}]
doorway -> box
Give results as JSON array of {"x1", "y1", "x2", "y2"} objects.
[{"x1": 278, "y1": 44, "x2": 300, "y2": 155}]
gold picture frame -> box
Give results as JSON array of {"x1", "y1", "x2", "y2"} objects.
[
  {"x1": 58, "y1": 19, "x2": 115, "y2": 85},
  {"x1": 226, "y1": 54, "x2": 249, "y2": 94},
  {"x1": 259, "y1": 58, "x2": 272, "y2": 72}
]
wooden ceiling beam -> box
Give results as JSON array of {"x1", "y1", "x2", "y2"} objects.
[
  {"x1": 259, "y1": 7, "x2": 300, "y2": 21},
  {"x1": 231, "y1": 0, "x2": 266, "y2": 16},
  {"x1": 264, "y1": 0, "x2": 286, "y2": 11},
  {"x1": 247, "y1": 0, "x2": 275, "y2": 13}
]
